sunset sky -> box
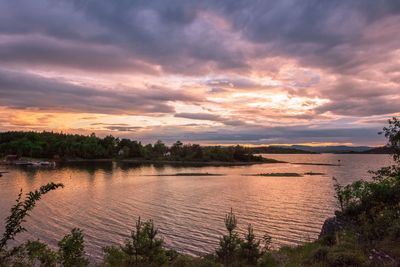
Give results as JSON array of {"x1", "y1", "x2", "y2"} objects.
[{"x1": 1, "y1": 1, "x2": 399, "y2": 145}]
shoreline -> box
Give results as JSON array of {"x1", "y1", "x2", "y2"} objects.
[{"x1": 62, "y1": 158, "x2": 285, "y2": 166}]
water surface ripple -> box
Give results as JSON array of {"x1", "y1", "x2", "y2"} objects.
[{"x1": 0, "y1": 154, "x2": 392, "y2": 261}]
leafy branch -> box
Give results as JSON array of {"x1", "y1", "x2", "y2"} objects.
[{"x1": 0, "y1": 182, "x2": 64, "y2": 251}]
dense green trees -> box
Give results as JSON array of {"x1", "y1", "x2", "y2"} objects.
[
  {"x1": 0, "y1": 132, "x2": 112, "y2": 159},
  {"x1": 0, "y1": 131, "x2": 267, "y2": 163}
]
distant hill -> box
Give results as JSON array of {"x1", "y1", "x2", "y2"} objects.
[
  {"x1": 250, "y1": 145, "x2": 391, "y2": 154},
  {"x1": 357, "y1": 146, "x2": 393, "y2": 154},
  {"x1": 250, "y1": 146, "x2": 316, "y2": 154},
  {"x1": 289, "y1": 145, "x2": 372, "y2": 154}
]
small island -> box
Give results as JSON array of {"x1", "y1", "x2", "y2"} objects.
[
  {"x1": 144, "y1": 172, "x2": 225, "y2": 176},
  {"x1": 246, "y1": 172, "x2": 303, "y2": 177}
]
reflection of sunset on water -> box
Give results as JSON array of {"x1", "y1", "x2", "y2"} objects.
[{"x1": 0, "y1": 154, "x2": 392, "y2": 260}]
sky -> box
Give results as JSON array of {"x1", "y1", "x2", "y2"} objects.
[{"x1": 0, "y1": 1, "x2": 399, "y2": 146}]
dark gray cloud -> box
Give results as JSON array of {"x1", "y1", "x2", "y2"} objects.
[
  {"x1": 0, "y1": 69, "x2": 198, "y2": 115},
  {"x1": 175, "y1": 112, "x2": 222, "y2": 122},
  {"x1": 0, "y1": 35, "x2": 158, "y2": 74},
  {"x1": 89, "y1": 123, "x2": 143, "y2": 132},
  {"x1": 220, "y1": 1, "x2": 400, "y2": 71},
  {"x1": 314, "y1": 77, "x2": 400, "y2": 116},
  {"x1": 316, "y1": 97, "x2": 400, "y2": 117},
  {"x1": 0, "y1": 0, "x2": 247, "y2": 74},
  {"x1": 175, "y1": 112, "x2": 248, "y2": 127},
  {"x1": 1, "y1": 0, "x2": 399, "y2": 74}
]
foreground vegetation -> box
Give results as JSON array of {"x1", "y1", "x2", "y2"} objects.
[
  {"x1": 0, "y1": 131, "x2": 270, "y2": 163},
  {"x1": 1, "y1": 118, "x2": 399, "y2": 266}
]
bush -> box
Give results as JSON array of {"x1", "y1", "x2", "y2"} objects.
[
  {"x1": 258, "y1": 252, "x2": 278, "y2": 266},
  {"x1": 25, "y1": 240, "x2": 59, "y2": 266},
  {"x1": 326, "y1": 246, "x2": 366, "y2": 267},
  {"x1": 58, "y1": 228, "x2": 89, "y2": 267}
]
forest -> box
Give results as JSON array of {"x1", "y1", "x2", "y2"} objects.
[{"x1": 0, "y1": 131, "x2": 270, "y2": 163}]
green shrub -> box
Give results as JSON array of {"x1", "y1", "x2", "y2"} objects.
[
  {"x1": 25, "y1": 240, "x2": 59, "y2": 266},
  {"x1": 216, "y1": 209, "x2": 240, "y2": 265},
  {"x1": 239, "y1": 224, "x2": 262, "y2": 265},
  {"x1": 258, "y1": 252, "x2": 278, "y2": 266},
  {"x1": 103, "y1": 217, "x2": 169, "y2": 266},
  {"x1": 103, "y1": 246, "x2": 129, "y2": 266},
  {"x1": 326, "y1": 246, "x2": 366, "y2": 267},
  {"x1": 58, "y1": 228, "x2": 89, "y2": 267}
]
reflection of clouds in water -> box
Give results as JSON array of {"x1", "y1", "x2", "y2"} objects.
[{"x1": 0, "y1": 154, "x2": 392, "y2": 261}]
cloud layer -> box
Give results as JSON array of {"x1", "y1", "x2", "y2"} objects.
[{"x1": 0, "y1": 0, "x2": 399, "y2": 145}]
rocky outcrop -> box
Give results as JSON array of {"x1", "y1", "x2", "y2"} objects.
[{"x1": 319, "y1": 216, "x2": 347, "y2": 238}]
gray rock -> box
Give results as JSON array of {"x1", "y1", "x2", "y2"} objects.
[{"x1": 319, "y1": 216, "x2": 345, "y2": 238}]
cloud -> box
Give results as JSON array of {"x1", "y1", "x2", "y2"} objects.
[
  {"x1": 0, "y1": 69, "x2": 198, "y2": 115},
  {"x1": 312, "y1": 76, "x2": 400, "y2": 116},
  {"x1": 1, "y1": 0, "x2": 399, "y2": 75},
  {"x1": 220, "y1": 1, "x2": 400, "y2": 72},
  {"x1": 175, "y1": 112, "x2": 248, "y2": 127},
  {"x1": 0, "y1": 35, "x2": 159, "y2": 74},
  {"x1": 104, "y1": 126, "x2": 143, "y2": 132},
  {"x1": 0, "y1": 0, "x2": 250, "y2": 75},
  {"x1": 175, "y1": 112, "x2": 222, "y2": 122}
]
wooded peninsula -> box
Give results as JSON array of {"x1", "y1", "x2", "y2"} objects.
[{"x1": 0, "y1": 131, "x2": 281, "y2": 164}]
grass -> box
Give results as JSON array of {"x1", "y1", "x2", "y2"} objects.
[
  {"x1": 273, "y1": 242, "x2": 324, "y2": 267},
  {"x1": 265, "y1": 231, "x2": 372, "y2": 267}
]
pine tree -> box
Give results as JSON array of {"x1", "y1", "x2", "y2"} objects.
[
  {"x1": 239, "y1": 224, "x2": 261, "y2": 265},
  {"x1": 216, "y1": 208, "x2": 240, "y2": 265}
]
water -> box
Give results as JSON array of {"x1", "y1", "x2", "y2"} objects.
[{"x1": 0, "y1": 154, "x2": 392, "y2": 261}]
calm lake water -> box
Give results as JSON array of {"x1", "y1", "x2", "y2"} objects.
[{"x1": 0, "y1": 154, "x2": 392, "y2": 261}]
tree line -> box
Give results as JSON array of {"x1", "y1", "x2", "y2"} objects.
[{"x1": 0, "y1": 131, "x2": 267, "y2": 163}]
